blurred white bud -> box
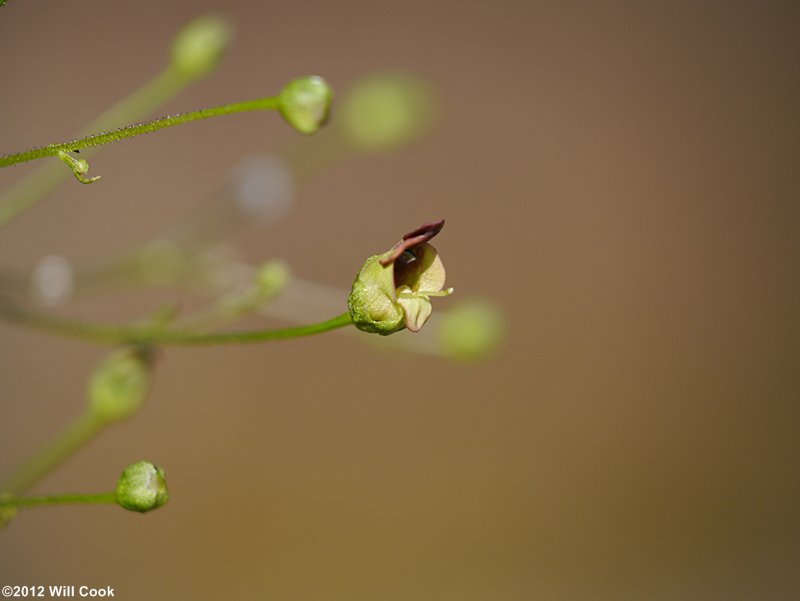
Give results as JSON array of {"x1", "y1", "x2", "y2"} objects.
[
  {"x1": 31, "y1": 255, "x2": 74, "y2": 306},
  {"x1": 233, "y1": 155, "x2": 294, "y2": 222}
]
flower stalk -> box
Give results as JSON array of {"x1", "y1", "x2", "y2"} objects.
[
  {"x1": 0, "y1": 299, "x2": 352, "y2": 346},
  {"x1": 0, "y1": 14, "x2": 232, "y2": 227},
  {"x1": 0, "y1": 76, "x2": 332, "y2": 183}
]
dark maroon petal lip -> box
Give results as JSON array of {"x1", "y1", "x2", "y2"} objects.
[{"x1": 380, "y1": 219, "x2": 445, "y2": 266}]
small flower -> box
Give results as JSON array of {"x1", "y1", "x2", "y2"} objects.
[
  {"x1": 348, "y1": 220, "x2": 453, "y2": 335},
  {"x1": 115, "y1": 461, "x2": 169, "y2": 513}
]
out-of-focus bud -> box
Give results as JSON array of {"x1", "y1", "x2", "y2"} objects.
[
  {"x1": 171, "y1": 15, "x2": 233, "y2": 80},
  {"x1": 437, "y1": 299, "x2": 505, "y2": 360},
  {"x1": 216, "y1": 259, "x2": 290, "y2": 316},
  {"x1": 348, "y1": 220, "x2": 452, "y2": 335},
  {"x1": 88, "y1": 348, "x2": 153, "y2": 423},
  {"x1": 233, "y1": 155, "x2": 294, "y2": 222},
  {"x1": 31, "y1": 254, "x2": 74, "y2": 307},
  {"x1": 340, "y1": 74, "x2": 433, "y2": 152},
  {"x1": 255, "y1": 260, "x2": 290, "y2": 298},
  {"x1": 278, "y1": 76, "x2": 333, "y2": 134},
  {"x1": 115, "y1": 461, "x2": 169, "y2": 513}
]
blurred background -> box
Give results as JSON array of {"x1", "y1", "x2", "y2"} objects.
[{"x1": 1, "y1": 1, "x2": 799, "y2": 599}]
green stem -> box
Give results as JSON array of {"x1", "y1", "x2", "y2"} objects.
[
  {"x1": 0, "y1": 492, "x2": 117, "y2": 509},
  {"x1": 1, "y1": 411, "x2": 106, "y2": 495},
  {"x1": 0, "y1": 66, "x2": 190, "y2": 228},
  {"x1": 0, "y1": 96, "x2": 280, "y2": 168},
  {"x1": 0, "y1": 301, "x2": 353, "y2": 346}
]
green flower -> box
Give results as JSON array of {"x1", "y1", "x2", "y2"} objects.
[{"x1": 348, "y1": 220, "x2": 453, "y2": 335}]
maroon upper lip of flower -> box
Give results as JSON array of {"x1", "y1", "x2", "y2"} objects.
[{"x1": 379, "y1": 219, "x2": 445, "y2": 267}]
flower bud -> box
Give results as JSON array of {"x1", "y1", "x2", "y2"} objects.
[
  {"x1": 255, "y1": 260, "x2": 290, "y2": 298},
  {"x1": 216, "y1": 259, "x2": 290, "y2": 316},
  {"x1": 437, "y1": 300, "x2": 505, "y2": 360},
  {"x1": 115, "y1": 461, "x2": 169, "y2": 513},
  {"x1": 340, "y1": 74, "x2": 433, "y2": 152},
  {"x1": 278, "y1": 76, "x2": 333, "y2": 134},
  {"x1": 171, "y1": 15, "x2": 233, "y2": 80},
  {"x1": 88, "y1": 348, "x2": 153, "y2": 423},
  {"x1": 348, "y1": 220, "x2": 452, "y2": 335}
]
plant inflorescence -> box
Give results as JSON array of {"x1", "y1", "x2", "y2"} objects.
[{"x1": 0, "y1": 13, "x2": 504, "y2": 530}]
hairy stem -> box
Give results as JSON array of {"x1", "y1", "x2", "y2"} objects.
[
  {"x1": 0, "y1": 96, "x2": 280, "y2": 168},
  {"x1": 0, "y1": 66, "x2": 191, "y2": 227}
]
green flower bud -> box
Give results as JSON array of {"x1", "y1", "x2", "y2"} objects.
[
  {"x1": 255, "y1": 260, "x2": 290, "y2": 298},
  {"x1": 115, "y1": 461, "x2": 169, "y2": 513},
  {"x1": 278, "y1": 76, "x2": 333, "y2": 135},
  {"x1": 437, "y1": 300, "x2": 505, "y2": 360},
  {"x1": 348, "y1": 220, "x2": 452, "y2": 335},
  {"x1": 88, "y1": 348, "x2": 153, "y2": 423},
  {"x1": 340, "y1": 74, "x2": 433, "y2": 152},
  {"x1": 216, "y1": 259, "x2": 290, "y2": 316},
  {"x1": 171, "y1": 15, "x2": 233, "y2": 80}
]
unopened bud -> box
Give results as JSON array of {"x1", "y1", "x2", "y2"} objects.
[
  {"x1": 437, "y1": 300, "x2": 505, "y2": 360},
  {"x1": 278, "y1": 76, "x2": 333, "y2": 134},
  {"x1": 88, "y1": 348, "x2": 153, "y2": 423},
  {"x1": 171, "y1": 15, "x2": 233, "y2": 80},
  {"x1": 255, "y1": 260, "x2": 290, "y2": 298},
  {"x1": 115, "y1": 461, "x2": 169, "y2": 513},
  {"x1": 340, "y1": 74, "x2": 433, "y2": 152}
]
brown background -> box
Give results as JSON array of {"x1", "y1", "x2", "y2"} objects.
[{"x1": 1, "y1": 1, "x2": 799, "y2": 599}]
